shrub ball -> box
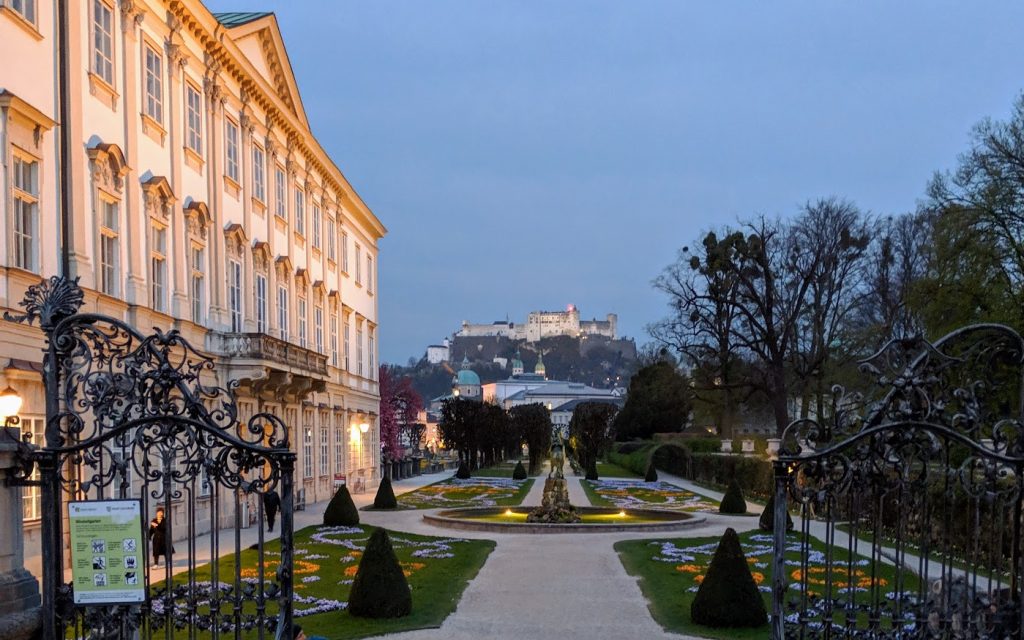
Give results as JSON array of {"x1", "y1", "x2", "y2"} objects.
[
  {"x1": 690, "y1": 527, "x2": 767, "y2": 628},
  {"x1": 373, "y1": 475, "x2": 398, "y2": 509},
  {"x1": 323, "y1": 485, "x2": 359, "y2": 526},
  {"x1": 347, "y1": 528, "x2": 412, "y2": 618},
  {"x1": 719, "y1": 479, "x2": 747, "y2": 514}
]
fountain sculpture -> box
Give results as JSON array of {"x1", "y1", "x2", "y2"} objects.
[{"x1": 527, "y1": 434, "x2": 580, "y2": 523}]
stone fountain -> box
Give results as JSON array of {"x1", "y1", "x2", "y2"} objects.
[{"x1": 526, "y1": 434, "x2": 580, "y2": 523}]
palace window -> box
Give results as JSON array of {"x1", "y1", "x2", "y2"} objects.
[
  {"x1": 275, "y1": 166, "x2": 286, "y2": 219},
  {"x1": 343, "y1": 314, "x2": 350, "y2": 371},
  {"x1": 368, "y1": 326, "x2": 375, "y2": 377},
  {"x1": 326, "y1": 217, "x2": 336, "y2": 261},
  {"x1": 297, "y1": 294, "x2": 307, "y2": 348},
  {"x1": 20, "y1": 416, "x2": 43, "y2": 520},
  {"x1": 10, "y1": 0, "x2": 35, "y2": 23},
  {"x1": 355, "y1": 244, "x2": 362, "y2": 285},
  {"x1": 225, "y1": 119, "x2": 239, "y2": 182},
  {"x1": 190, "y1": 244, "x2": 205, "y2": 324},
  {"x1": 99, "y1": 198, "x2": 119, "y2": 295},
  {"x1": 229, "y1": 259, "x2": 243, "y2": 332},
  {"x1": 319, "y1": 416, "x2": 329, "y2": 476},
  {"x1": 252, "y1": 145, "x2": 266, "y2": 202},
  {"x1": 367, "y1": 256, "x2": 374, "y2": 294},
  {"x1": 330, "y1": 308, "x2": 339, "y2": 367},
  {"x1": 12, "y1": 153, "x2": 39, "y2": 273},
  {"x1": 185, "y1": 84, "x2": 202, "y2": 153},
  {"x1": 255, "y1": 272, "x2": 268, "y2": 333},
  {"x1": 341, "y1": 230, "x2": 349, "y2": 272},
  {"x1": 294, "y1": 188, "x2": 305, "y2": 235},
  {"x1": 302, "y1": 415, "x2": 313, "y2": 479},
  {"x1": 144, "y1": 44, "x2": 163, "y2": 123},
  {"x1": 277, "y1": 285, "x2": 289, "y2": 341},
  {"x1": 315, "y1": 301, "x2": 324, "y2": 354},
  {"x1": 334, "y1": 419, "x2": 344, "y2": 473},
  {"x1": 356, "y1": 321, "x2": 364, "y2": 377},
  {"x1": 150, "y1": 223, "x2": 167, "y2": 312},
  {"x1": 312, "y1": 204, "x2": 321, "y2": 249},
  {"x1": 92, "y1": 0, "x2": 114, "y2": 85}
]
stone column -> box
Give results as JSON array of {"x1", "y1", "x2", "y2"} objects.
[{"x1": 0, "y1": 440, "x2": 41, "y2": 640}]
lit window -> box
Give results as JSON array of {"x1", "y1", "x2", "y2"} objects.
[
  {"x1": 99, "y1": 199, "x2": 119, "y2": 296},
  {"x1": 294, "y1": 188, "x2": 305, "y2": 235},
  {"x1": 255, "y1": 273, "x2": 268, "y2": 333},
  {"x1": 319, "y1": 419, "x2": 329, "y2": 476},
  {"x1": 12, "y1": 154, "x2": 39, "y2": 273},
  {"x1": 225, "y1": 119, "x2": 239, "y2": 182},
  {"x1": 330, "y1": 309, "x2": 339, "y2": 367},
  {"x1": 302, "y1": 416, "x2": 313, "y2": 479},
  {"x1": 334, "y1": 421, "x2": 344, "y2": 473},
  {"x1": 92, "y1": 1, "x2": 114, "y2": 85},
  {"x1": 144, "y1": 44, "x2": 163, "y2": 123},
  {"x1": 20, "y1": 416, "x2": 44, "y2": 520},
  {"x1": 297, "y1": 295, "x2": 307, "y2": 348},
  {"x1": 275, "y1": 166, "x2": 286, "y2": 219},
  {"x1": 229, "y1": 259, "x2": 243, "y2": 332},
  {"x1": 190, "y1": 245, "x2": 205, "y2": 324},
  {"x1": 11, "y1": 0, "x2": 35, "y2": 23},
  {"x1": 150, "y1": 224, "x2": 167, "y2": 312},
  {"x1": 186, "y1": 84, "x2": 202, "y2": 153},
  {"x1": 277, "y1": 286, "x2": 289, "y2": 341},
  {"x1": 252, "y1": 145, "x2": 266, "y2": 202}
]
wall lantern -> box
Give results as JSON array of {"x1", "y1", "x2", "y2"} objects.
[{"x1": 0, "y1": 385, "x2": 23, "y2": 421}]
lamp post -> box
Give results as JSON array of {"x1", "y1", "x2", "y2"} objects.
[{"x1": 0, "y1": 385, "x2": 23, "y2": 431}]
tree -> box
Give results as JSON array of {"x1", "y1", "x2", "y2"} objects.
[
  {"x1": 690, "y1": 528, "x2": 767, "y2": 628},
  {"x1": 347, "y1": 528, "x2": 412, "y2": 618},
  {"x1": 438, "y1": 397, "x2": 481, "y2": 469},
  {"x1": 613, "y1": 361, "x2": 692, "y2": 441},
  {"x1": 569, "y1": 401, "x2": 618, "y2": 480},
  {"x1": 379, "y1": 365, "x2": 424, "y2": 461},
  {"x1": 323, "y1": 485, "x2": 359, "y2": 526},
  {"x1": 475, "y1": 402, "x2": 512, "y2": 467},
  {"x1": 509, "y1": 403, "x2": 552, "y2": 475}
]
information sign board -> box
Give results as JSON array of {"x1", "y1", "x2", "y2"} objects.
[{"x1": 68, "y1": 500, "x2": 146, "y2": 605}]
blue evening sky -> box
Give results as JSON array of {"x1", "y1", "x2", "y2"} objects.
[{"x1": 206, "y1": 1, "x2": 1024, "y2": 364}]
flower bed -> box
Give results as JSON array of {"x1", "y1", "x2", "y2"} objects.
[
  {"x1": 151, "y1": 525, "x2": 494, "y2": 639},
  {"x1": 397, "y1": 476, "x2": 534, "y2": 509},
  {"x1": 616, "y1": 530, "x2": 918, "y2": 639},
  {"x1": 583, "y1": 479, "x2": 719, "y2": 513}
]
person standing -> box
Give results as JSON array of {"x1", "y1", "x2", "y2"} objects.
[
  {"x1": 148, "y1": 507, "x2": 173, "y2": 566},
  {"x1": 264, "y1": 489, "x2": 281, "y2": 532}
]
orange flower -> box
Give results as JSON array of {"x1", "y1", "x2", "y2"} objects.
[
  {"x1": 675, "y1": 564, "x2": 701, "y2": 573},
  {"x1": 694, "y1": 575, "x2": 705, "y2": 584},
  {"x1": 750, "y1": 571, "x2": 765, "y2": 585},
  {"x1": 344, "y1": 565, "x2": 359, "y2": 577}
]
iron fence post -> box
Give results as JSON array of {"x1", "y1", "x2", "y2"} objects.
[
  {"x1": 772, "y1": 459, "x2": 789, "y2": 639},
  {"x1": 275, "y1": 453, "x2": 296, "y2": 640}
]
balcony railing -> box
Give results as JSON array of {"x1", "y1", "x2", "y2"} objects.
[{"x1": 210, "y1": 332, "x2": 328, "y2": 376}]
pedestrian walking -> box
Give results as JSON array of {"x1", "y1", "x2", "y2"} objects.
[
  {"x1": 148, "y1": 507, "x2": 174, "y2": 566},
  {"x1": 264, "y1": 489, "x2": 281, "y2": 532}
]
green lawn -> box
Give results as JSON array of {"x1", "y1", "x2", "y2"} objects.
[
  {"x1": 152, "y1": 525, "x2": 494, "y2": 639},
  {"x1": 582, "y1": 479, "x2": 720, "y2": 513},
  {"x1": 472, "y1": 461, "x2": 523, "y2": 478},
  {"x1": 594, "y1": 461, "x2": 642, "y2": 478},
  {"x1": 397, "y1": 477, "x2": 534, "y2": 509},
  {"x1": 616, "y1": 529, "x2": 920, "y2": 639}
]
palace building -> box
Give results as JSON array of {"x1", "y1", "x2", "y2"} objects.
[{"x1": 0, "y1": 2, "x2": 385, "y2": 574}]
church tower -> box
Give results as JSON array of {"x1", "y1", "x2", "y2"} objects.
[
  {"x1": 534, "y1": 351, "x2": 546, "y2": 379},
  {"x1": 512, "y1": 349, "x2": 524, "y2": 376}
]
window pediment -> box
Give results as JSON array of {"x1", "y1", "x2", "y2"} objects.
[{"x1": 88, "y1": 142, "x2": 130, "y2": 194}]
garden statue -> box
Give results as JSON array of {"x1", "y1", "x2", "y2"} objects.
[
  {"x1": 529, "y1": 433, "x2": 578, "y2": 523},
  {"x1": 549, "y1": 434, "x2": 565, "y2": 480}
]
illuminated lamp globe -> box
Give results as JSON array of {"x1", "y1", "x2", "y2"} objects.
[
  {"x1": 0, "y1": 386, "x2": 23, "y2": 421},
  {"x1": 359, "y1": 422, "x2": 370, "y2": 434}
]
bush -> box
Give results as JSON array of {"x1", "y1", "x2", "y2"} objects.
[
  {"x1": 644, "y1": 461, "x2": 658, "y2": 482},
  {"x1": 512, "y1": 460, "x2": 527, "y2": 480},
  {"x1": 614, "y1": 441, "x2": 648, "y2": 455},
  {"x1": 685, "y1": 438, "x2": 723, "y2": 454},
  {"x1": 690, "y1": 528, "x2": 767, "y2": 628},
  {"x1": 373, "y1": 476, "x2": 398, "y2": 509},
  {"x1": 455, "y1": 461, "x2": 471, "y2": 479},
  {"x1": 758, "y1": 493, "x2": 793, "y2": 532},
  {"x1": 323, "y1": 485, "x2": 359, "y2": 526},
  {"x1": 347, "y1": 528, "x2": 412, "y2": 618},
  {"x1": 719, "y1": 479, "x2": 747, "y2": 514}
]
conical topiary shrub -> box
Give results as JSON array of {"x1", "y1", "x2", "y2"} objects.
[
  {"x1": 323, "y1": 484, "x2": 359, "y2": 526},
  {"x1": 758, "y1": 493, "x2": 794, "y2": 532},
  {"x1": 644, "y1": 462, "x2": 658, "y2": 482},
  {"x1": 455, "y1": 461, "x2": 471, "y2": 479},
  {"x1": 690, "y1": 527, "x2": 767, "y2": 628},
  {"x1": 584, "y1": 461, "x2": 598, "y2": 481},
  {"x1": 512, "y1": 460, "x2": 527, "y2": 480},
  {"x1": 719, "y1": 479, "x2": 747, "y2": 514},
  {"x1": 347, "y1": 528, "x2": 412, "y2": 618},
  {"x1": 373, "y1": 476, "x2": 398, "y2": 509}
]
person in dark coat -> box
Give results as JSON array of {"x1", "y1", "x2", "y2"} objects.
[
  {"x1": 148, "y1": 507, "x2": 173, "y2": 566},
  {"x1": 264, "y1": 489, "x2": 281, "y2": 532}
]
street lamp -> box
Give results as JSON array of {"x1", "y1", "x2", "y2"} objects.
[
  {"x1": 359, "y1": 422, "x2": 369, "y2": 434},
  {"x1": 0, "y1": 385, "x2": 23, "y2": 424}
]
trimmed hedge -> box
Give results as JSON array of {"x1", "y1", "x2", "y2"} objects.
[
  {"x1": 512, "y1": 460, "x2": 527, "y2": 480},
  {"x1": 373, "y1": 476, "x2": 398, "y2": 509},
  {"x1": 719, "y1": 479, "x2": 747, "y2": 514},
  {"x1": 323, "y1": 485, "x2": 359, "y2": 526},
  {"x1": 690, "y1": 527, "x2": 767, "y2": 628},
  {"x1": 455, "y1": 461, "x2": 471, "y2": 479},
  {"x1": 644, "y1": 462, "x2": 658, "y2": 482},
  {"x1": 613, "y1": 441, "x2": 774, "y2": 501},
  {"x1": 347, "y1": 528, "x2": 412, "y2": 618}
]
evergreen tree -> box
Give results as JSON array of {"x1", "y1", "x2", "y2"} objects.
[
  {"x1": 512, "y1": 460, "x2": 527, "y2": 480},
  {"x1": 347, "y1": 528, "x2": 412, "y2": 618},
  {"x1": 644, "y1": 461, "x2": 658, "y2": 482},
  {"x1": 758, "y1": 493, "x2": 794, "y2": 532},
  {"x1": 719, "y1": 479, "x2": 747, "y2": 514},
  {"x1": 323, "y1": 485, "x2": 359, "y2": 526},
  {"x1": 691, "y1": 528, "x2": 767, "y2": 628},
  {"x1": 373, "y1": 476, "x2": 398, "y2": 509},
  {"x1": 613, "y1": 361, "x2": 692, "y2": 440}
]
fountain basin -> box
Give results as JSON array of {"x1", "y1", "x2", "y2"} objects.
[{"x1": 423, "y1": 506, "x2": 705, "y2": 534}]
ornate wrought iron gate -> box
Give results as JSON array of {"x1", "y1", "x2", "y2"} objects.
[
  {"x1": 773, "y1": 325, "x2": 1024, "y2": 638},
  {"x1": 2, "y1": 277, "x2": 296, "y2": 640}
]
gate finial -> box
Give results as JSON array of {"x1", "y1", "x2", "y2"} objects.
[{"x1": 3, "y1": 276, "x2": 85, "y2": 331}]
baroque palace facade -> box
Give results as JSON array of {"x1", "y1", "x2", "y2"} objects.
[{"x1": 0, "y1": 1, "x2": 385, "y2": 571}]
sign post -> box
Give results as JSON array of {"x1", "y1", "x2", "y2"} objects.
[{"x1": 67, "y1": 500, "x2": 146, "y2": 605}]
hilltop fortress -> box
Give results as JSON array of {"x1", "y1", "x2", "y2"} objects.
[{"x1": 456, "y1": 305, "x2": 617, "y2": 343}]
